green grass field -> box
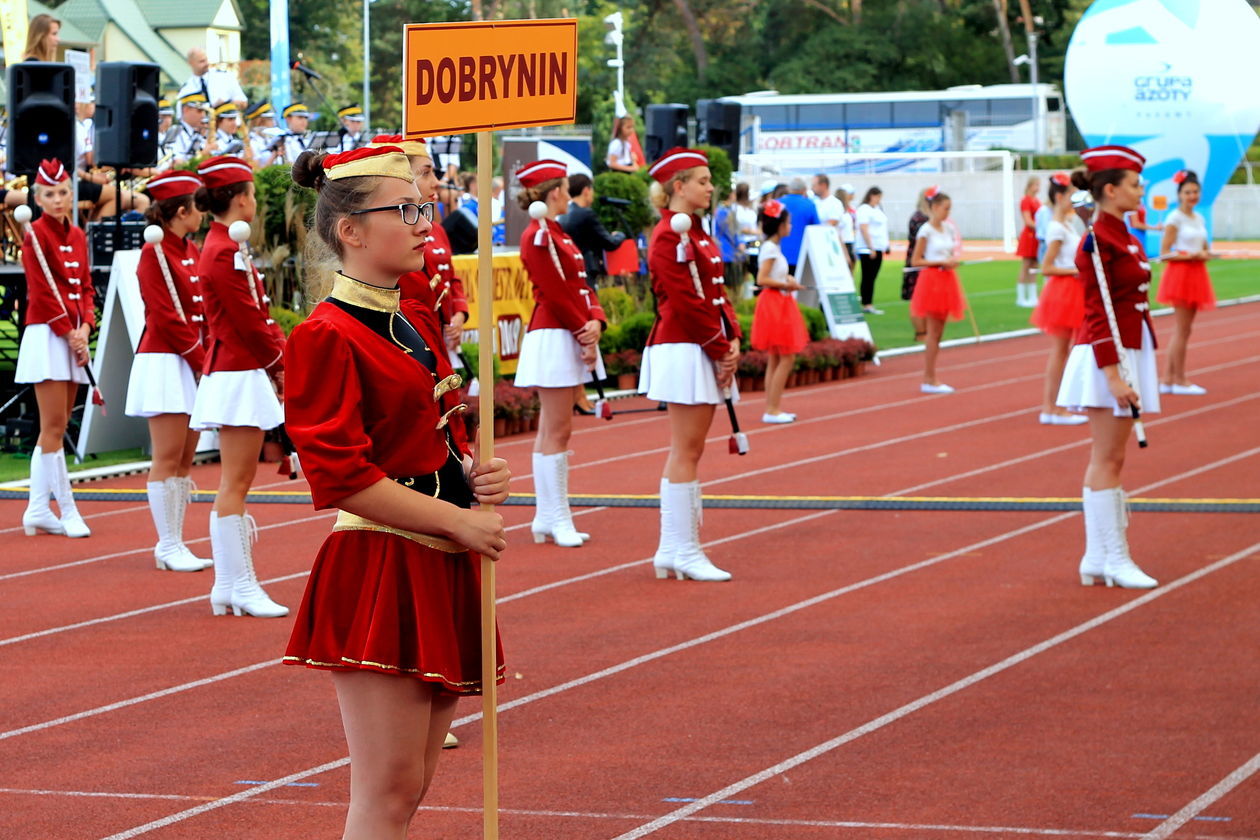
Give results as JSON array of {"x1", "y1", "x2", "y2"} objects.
[
  {"x1": 859, "y1": 257, "x2": 1260, "y2": 352},
  {"x1": 0, "y1": 446, "x2": 149, "y2": 484}
]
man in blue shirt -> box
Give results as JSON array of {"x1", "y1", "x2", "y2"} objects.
[{"x1": 778, "y1": 178, "x2": 820, "y2": 274}]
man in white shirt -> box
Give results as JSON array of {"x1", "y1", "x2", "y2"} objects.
[
  {"x1": 170, "y1": 92, "x2": 211, "y2": 165},
  {"x1": 281, "y1": 103, "x2": 312, "y2": 164},
  {"x1": 246, "y1": 101, "x2": 283, "y2": 168},
  {"x1": 332, "y1": 105, "x2": 367, "y2": 152},
  {"x1": 811, "y1": 173, "x2": 844, "y2": 229},
  {"x1": 177, "y1": 47, "x2": 247, "y2": 111}
]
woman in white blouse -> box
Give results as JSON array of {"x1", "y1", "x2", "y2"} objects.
[
  {"x1": 1155, "y1": 170, "x2": 1214, "y2": 395},
  {"x1": 606, "y1": 115, "x2": 640, "y2": 173},
  {"x1": 855, "y1": 186, "x2": 889, "y2": 314}
]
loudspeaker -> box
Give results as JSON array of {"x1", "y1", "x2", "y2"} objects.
[
  {"x1": 697, "y1": 99, "x2": 742, "y2": 169},
  {"x1": 5, "y1": 62, "x2": 75, "y2": 175},
  {"x1": 644, "y1": 104, "x2": 689, "y2": 163},
  {"x1": 94, "y1": 62, "x2": 160, "y2": 167}
]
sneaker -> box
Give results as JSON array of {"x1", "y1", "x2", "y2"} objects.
[
  {"x1": 1169, "y1": 383, "x2": 1207, "y2": 395},
  {"x1": 1158, "y1": 383, "x2": 1173, "y2": 394},
  {"x1": 920, "y1": 383, "x2": 955, "y2": 394},
  {"x1": 761, "y1": 412, "x2": 796, "y2": 424},
  {"x1": 863, "y1": 306, "x2": 884, "y2": 315}
]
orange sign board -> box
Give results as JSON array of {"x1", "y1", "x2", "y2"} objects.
[
  {"x1": 1151, "y1": 195, "x2": 1168, "y2": 212},
  {"x1": 403, "y1": 18, "x2": 577, "y2": 137}
]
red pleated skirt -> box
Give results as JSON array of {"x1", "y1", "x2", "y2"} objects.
[
  {"x1": 1157, "y1": 260, "x2": 1215, "y2": 310},
  {"x1": 910, "y1": 267, "x2": 966, "y2": 321},
  {"x1": 751, "y1": 289, "x2": 810, "y2": 354},
  {"x1": 1016, "y1": 227, "x2": 1039, "y2": 259},
  {"x1": 284, "y1": 530, "x2": 505, "y2": 695},
  {"x1": 1031, "y1": 274, "x2": 1085, "y2": 336}
]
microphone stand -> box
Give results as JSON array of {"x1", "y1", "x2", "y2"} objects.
[{"x1": 294, "y1": 66, "x2": 340, "y2": 132}]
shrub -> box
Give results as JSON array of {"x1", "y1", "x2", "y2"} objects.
[
  {"x1": 599, "y1": 323, "x2": 624, "y2": 354},
  {"x1": 593, "y1": 171, "x2": 653, "y2": 236},
  {"x1": 461, "y1": 341, "x2": 501, "y2": 383},
  {"x1": 619, "y1": 310, "x2": 656, "y2": 351},
  {"x1": 799, "y1": 304, "x2": 829, "y2": 341},
  {"x1": 737, "y1": 312, "x2": 753, "y2": 351},
  {"x1": 696, "y1": 144, "x2": 733, "y2": 200},
  {"x1": 597, "y1": 286, "x2": 637, "y2": 326},
  {"x1": 269, "y1": 305, "x2": 305, "y2": 336},
  {"x1": 604, "y1": 348, "x2": 642, "y2": 376},
  {"x1": 737, "y1": 349, "x2": 767, "y2": 375}
]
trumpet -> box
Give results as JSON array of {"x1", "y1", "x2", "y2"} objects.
[{"x1": 2, "y1": 174, "x2": 28, "y2": 191}]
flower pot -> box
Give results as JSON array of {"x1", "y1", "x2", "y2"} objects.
[
  {"x1": 617, "y1": 372, "x2": 638, "y2": 391},
  {"x1": 493, "y1": 417, "x2": 508, "y2": 437},
  {"x1": 528, "y1": 414, "x2": 539, "y2": 431}
]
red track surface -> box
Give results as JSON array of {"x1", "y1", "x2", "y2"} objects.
[{"x1": 2, "y1": 304, "x2": 1258, "y2": 840}]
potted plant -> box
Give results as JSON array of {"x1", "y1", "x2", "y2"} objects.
[
  {"x1": 605, "y1": 348, "x2": 642, "y2": 391},
  {"x1": 737, "y1": 349, "x2": 767, "y2": 392}
]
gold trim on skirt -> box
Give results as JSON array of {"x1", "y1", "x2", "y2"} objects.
[{"x1": 332, "y1": 510, "x2": 466, "y2": 553}]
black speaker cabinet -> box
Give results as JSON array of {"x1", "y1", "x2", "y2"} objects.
[
  {"x1": 697, "y1": 99, "x2": 742, "y2": 169},
  {"x1": 94, "y1": 62, "x2": 160, "y2": 168},
  {"x1": 6, "y1": 62, "x2": 75, "y2": 175},
  {"x1": 644, "y1": 104, "x2": 689, "y2": 164}
]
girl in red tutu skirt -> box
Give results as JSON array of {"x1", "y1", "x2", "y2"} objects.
[
  {"x1": 283, "y1": 146, "x2": 511, "y2": 838},
  {"x1": 1014, "y1": 176, "x2": 1042, "y2": 307},
  {"x1": 910, "y1": 188, "x2": 965, "y2": 393},
  {"x1": 1156, "y1": 170, "x2": 1215, "y2": 395},
  {"x1": 751, "y1": 199, "x2": 809, "y2": 422},
  {"x1": 1031, "y1": 173, "x2": 1088, "y2": 425}
]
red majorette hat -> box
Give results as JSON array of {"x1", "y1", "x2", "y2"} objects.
[
  {"x1": 1080, "y1": 145, "x2": 1145, "y2": 174},
  {"x1": 196, "y1": 155, "x2": 254, "y2": 188},
  {"x1": 648, "y1": 147, "x2": 708, "y2": 183},
  {"x1": 144, "y1": 170, "x2": 203, "y2": 201},
  {"x1": 35, "y1": 158, "x2": 69, "y2": 186},
  {"x1": 515, "y1": 159, "x2": 567, "y2": 188}
]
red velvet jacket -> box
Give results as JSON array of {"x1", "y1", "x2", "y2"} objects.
[
  {"x1": 198, "y1": 221, "x2": 285, "y2": 373},
  {"x1": 646, "y1": 209, "x2": 739, "y2": 360},
  {"x1": 284, "y1": 284, "x2": 472, "y2": 511},
  {"x1": 426, "y1": 223, "x2": 468, "y2": 324},
  {"x1": 22, "y1": 213, "x2": 94, "y2": 336},
  {"x1": 519, "y1": 217, "x2": 606, "y2": 333},
  {"x1": 1075, "y1": 211, "x2": 1157, "y2": 369},
  {"x1": 136, "y1": 230, "x2": 206, "y2": 369}
]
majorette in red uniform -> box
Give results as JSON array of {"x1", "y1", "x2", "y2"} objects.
[
  {"x1": 1015, "y1": 181, "x2": 1042, "y2": 307},
  {"x1": 125, "y1": 169, "x2": 214, "y2": 572},
  {"x1": 17, "y1": 159, "x2": 95, "y2": 538},
  {"x1": 513, "y1": 159, "x2": 608, "y2": 548},
  {"x1": 1056, "y1": 144, "x2": 1159, "y2": 591},
  {"x1": 283, "y1": 146, "x2": 504, "y2": 695},
  {"x1": 188, "y1": 155, "x2": 289, "y2": 618},
  {"x1": 641, "y1": 147, "x2": 741, "y2": 582}
]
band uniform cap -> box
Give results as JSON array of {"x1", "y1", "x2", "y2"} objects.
[
  {"x1": 338, "y1": 104, "x2": 364, "y2": 120},
  {"x1": 648, "y1": 147, "x2": 708, "y2": 183},
  {"x1": 197, "y1": 155, "x2": 254, "y2": 188},
  {"x1": 515, "y1": 159, "x2": 567, "y2": 188},
  {"x1": 35, "y1": 158, "x2": 70, "y2": 186},
  {"x1": 283, "y1": 103, "x2": 311, "y2": 119},
  {"x1": 324, "y1": 146, "x2": 413, "y2": 183},
  {"x1": 1080, "y1": 145, "x2": 1145, "y2": 175},
  {"x1": 213, "y1": 102, "x2": 240, "y2": 120},
  {"x1": 245, "y1": 101, "x2": 275, "y2": 121},
  {"x1": 145, "y1": 170, "x2": 204, "y2": 202},
  {"x1": 158, "y1": 98, "x2": 173, "y2": 115},
  {"x1": 178, "y1": 92, "x2": 210, "y2": 110},
  {"x1": 368, "y1": 133, "x2": 430, "y2": 158}
]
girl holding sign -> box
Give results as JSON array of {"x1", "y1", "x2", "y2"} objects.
[
  {"x1": 640, "y1": 147, "x2": 740, "y2": 581},
  {"x1": 909, "y1": 188, "x2": 966, "y2": 394},
  {"x1": 284, "y1": 147, "x2": 508, "y2": 838},
  {"x1": 513, "y1": 159, "x2": 607, "y2": 548},
  {"x1": 1156, "y1": 170, "x2": 1215, "y2": 395}
]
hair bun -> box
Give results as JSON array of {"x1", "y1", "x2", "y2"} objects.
[
  {"x1": 1069, "y1": 168, "x2": 1092, "y2": 191},
  {"x1": 291, "y1": 150, "x2": 328, "y2": 191}
]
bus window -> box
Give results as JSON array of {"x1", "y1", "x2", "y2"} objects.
[
  {"x1": 1047, "y1": 96, "x2": 1062, "y2": 112},
  {"x1": 750, "y1": 104, "x2": 792, "y2": 131},
  {"x1": 988, "y1": 99, "x2": 1033, "y2": 125},
  {"x1": 846, "y1": 101, "x2": 891, "y2": 128},
  {"x1": 797, "y1": 103, "x2": 845, "y2": 129},
  {"x1": 892, "y1": 101, "x2": 940, "y2": 127}
]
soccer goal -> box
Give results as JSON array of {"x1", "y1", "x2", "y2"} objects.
[{"x1": 737, "y1": 150, "x2": 1018, "y2": 253}]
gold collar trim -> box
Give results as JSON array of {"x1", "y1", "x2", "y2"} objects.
[{"x1": 330, "y1": 272, "x2": 400, "y2": 313}]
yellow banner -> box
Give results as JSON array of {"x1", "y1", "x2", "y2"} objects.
[
  {"x1": 0, "y1": 0, "x2": 30, "y2": 66},
  {"x1": 450, "y1": 251, "x2": 534, "y2": 374}
]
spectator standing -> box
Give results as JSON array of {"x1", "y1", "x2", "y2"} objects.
[
  {"x1": 855, "y1": 186, "x2": 890, "y2": 314},
  {"x1": 177, "y1": 48, "x2": 247, "y2": 111},
  {"x1": 712, "y1": 187, "x2": 744, "y2": 291},
  {"x1": 560, "y1": 172, "x2": 625, "y2": 290},
  {"x1": 606, "y1": 115, "x2": 642, "y2": 173},
  {"x1": 904, "y1": 187, "x2": 931, "y2": 343},
  {"x1": 21, "y1": 13, "x2": 60, "y2": 61},
  {"x1": 778, "y1": 178, "x2": 819, "y2": 275},
  {"x1": 835, "y1": 183, "x2": 857, "y2": 268},
  {"x1": 811, "y1": 173, "x2": 844, "y2": 233}
]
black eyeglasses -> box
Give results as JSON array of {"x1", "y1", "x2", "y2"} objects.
[{"x1": 349, "y1": 201, "x2": 435, "y2": 226}]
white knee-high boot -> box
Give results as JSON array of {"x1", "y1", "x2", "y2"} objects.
[
  {"x1": 1078, "y1": 487, "x2": 1106, "y2": 585},
  {"x1": 659, "y1": 480, "x2": 731, "y2": 582},
  {"x1": 209, "y1": 511, "x2": 288, "y2": 617},
  {"x1": 47, "y1": 449, "x2": 90, "y2": 538},
  {"x1": 23, "y1": 446, "x2": 64, "y2": 535},
  {"x1": 530, "y1": 452, "x2": 586, "y2": 547},
  {"x1": 652, "y1": 478, "x2": 676, "y2": 577},
  {"x1": 147, "y1": 479, "x2": 208, "y2": 571},
  {"x1": 1087, "y1": 487, "x2": 1157, "y2": 589},
  {"x1": 174, "y1": 477, "x2": 211, "y2": 569}
]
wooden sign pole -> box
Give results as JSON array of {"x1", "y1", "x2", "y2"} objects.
[{"x1": 475, "y1": 128, "x2": 499, "y2": 840}]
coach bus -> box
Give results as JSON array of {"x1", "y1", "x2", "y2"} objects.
[{"x1": 724, "y1": 84, "x2": 1066, "y2": 170}]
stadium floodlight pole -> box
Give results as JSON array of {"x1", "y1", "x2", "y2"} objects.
[
  {"x1": 604, "y1": 11, "x2": 626, "y2": 118},
  {"x1": 362, "y1": 1, "x2": 370, "y2": 132},
  {"x1": 1017, "y1": 0, "x2": 1039, "y2": 153}
]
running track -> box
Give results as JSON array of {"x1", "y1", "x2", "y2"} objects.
[{"x1": 1, "y1": 304, "x2": 1258, "y2": 840}]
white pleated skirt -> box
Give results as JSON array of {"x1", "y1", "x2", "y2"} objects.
[
  {"x1": 1057, "y1": 322, "x2": 1161, "y2": 417},
  {"x1": 190, "y1": 369, "x2": 283, "y2": 431},
  {"x1": 125, "y1": 352, "x2": 198, "y2": 418},
  {"x1": 513, "y1": 328, "x2": 606, "y2": 388},
  {"x1": 638, "y1": 342, "x2": 739, "y2": 406},
  {"x1": 14, "y1": 324, "x2": 89, "y2": 385}
]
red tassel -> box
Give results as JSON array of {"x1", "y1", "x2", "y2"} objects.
[
  {"x1": 92, "y1": 388, "x2": 106, "y2": 415},
  {"x1": 596, "y1": 399, "x2": 613, "y2": 421}
]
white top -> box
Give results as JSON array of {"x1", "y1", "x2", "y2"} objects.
[
  {"x1": 1045, "y1": 218, "x2": 1082, "y2": 272},
  {"x1": 919, "y1": 222, "x2": 957, "y2": 263},
  {"x1": 837, "y1": 207, "x2": 855, "y2": 244},
  {"x1": 855, "y1": 203, "x2": 889, "y2": 253},
  {"x1": 814, "y1": 194, "x2": 844, "y2": 226},
  {"x1": 75, "y1": 118, "x2": 92, "y2": 170},
  {"x1": 1034, "y1": 204, "x2": 1052, "y2": 241},
  {"x1": 759, "y1": 239, "x2": 789, "y2": 288},
  {"x1": 607, "y1": 137, "x2": 633, "y2": 168},
  {"x1": 1165, "y1": 208, "x2": 1208, "y2": 254},
  {"x1": 178, "y1": 69, "x2": 247, "y2": 107},
  {"x1": 734, "y1": 203, "x2": 758, "y2": 244}
]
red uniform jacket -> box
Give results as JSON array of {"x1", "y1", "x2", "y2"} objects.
[
  {"x1": 519, "y1": 218, "x2": 606, "y2": 333},
  {"x1": 22, "y1": 213, "x2": 94, "y2": 336},
  {"x1": 136, "y1": 230, "x2": 207, "y2": 370},
  {"x1": 646, "y1": 209, "x2": 739, "y2": 360},
  {"x1": 284, "y1": 294, "x2": 472, "y2": 511},
  {"x1": 198, "y1": 221, "x2": 285, "y2": 373},
  {"x1": 1075, "y1": 211, "x2": 1156, "y2": 369},
  {"x1": 426, "y1": 223, "x2": 467, "y2": 323}
]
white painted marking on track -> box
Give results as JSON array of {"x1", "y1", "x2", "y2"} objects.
[
  {"x1": 609, "y1": 540, "x2": 1260, "y2": 840},
  {"x1": 1141, "y1": 751, "x2": 1260, "y2": 840}
]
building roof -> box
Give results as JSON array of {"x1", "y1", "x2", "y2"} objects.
[
  {"x1": 133, "y1": 0, "x2": 243, "y2": 31},
  {"x1": 55, "y1": 0, "x2": 189, "y2": 82}
]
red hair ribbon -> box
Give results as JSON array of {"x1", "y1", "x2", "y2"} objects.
[
  {"x1": 763, "y1": 199, "x2": 784, "y2": 219},
  {"x1": 1172, "y1": 170, "x2": 1188, "y2": 184},
  {"x1": 1050, "y1": 172, "x2": 1070, "y2": 187},
  {"x1": 924, "y1": 185, "x2": 940, "y2": 200}
]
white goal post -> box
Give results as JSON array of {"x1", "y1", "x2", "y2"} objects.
[{"x1": 737, "y1": 150, "x2": 1018, "y2": 253}]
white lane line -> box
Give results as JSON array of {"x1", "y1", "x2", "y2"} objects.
[
  {"x1": 610, "y1": 539, "x2": 1260, "y2": 840},
  {"x1": 1142, "y1": 751, "x2": 1260, "y2": 840}
]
